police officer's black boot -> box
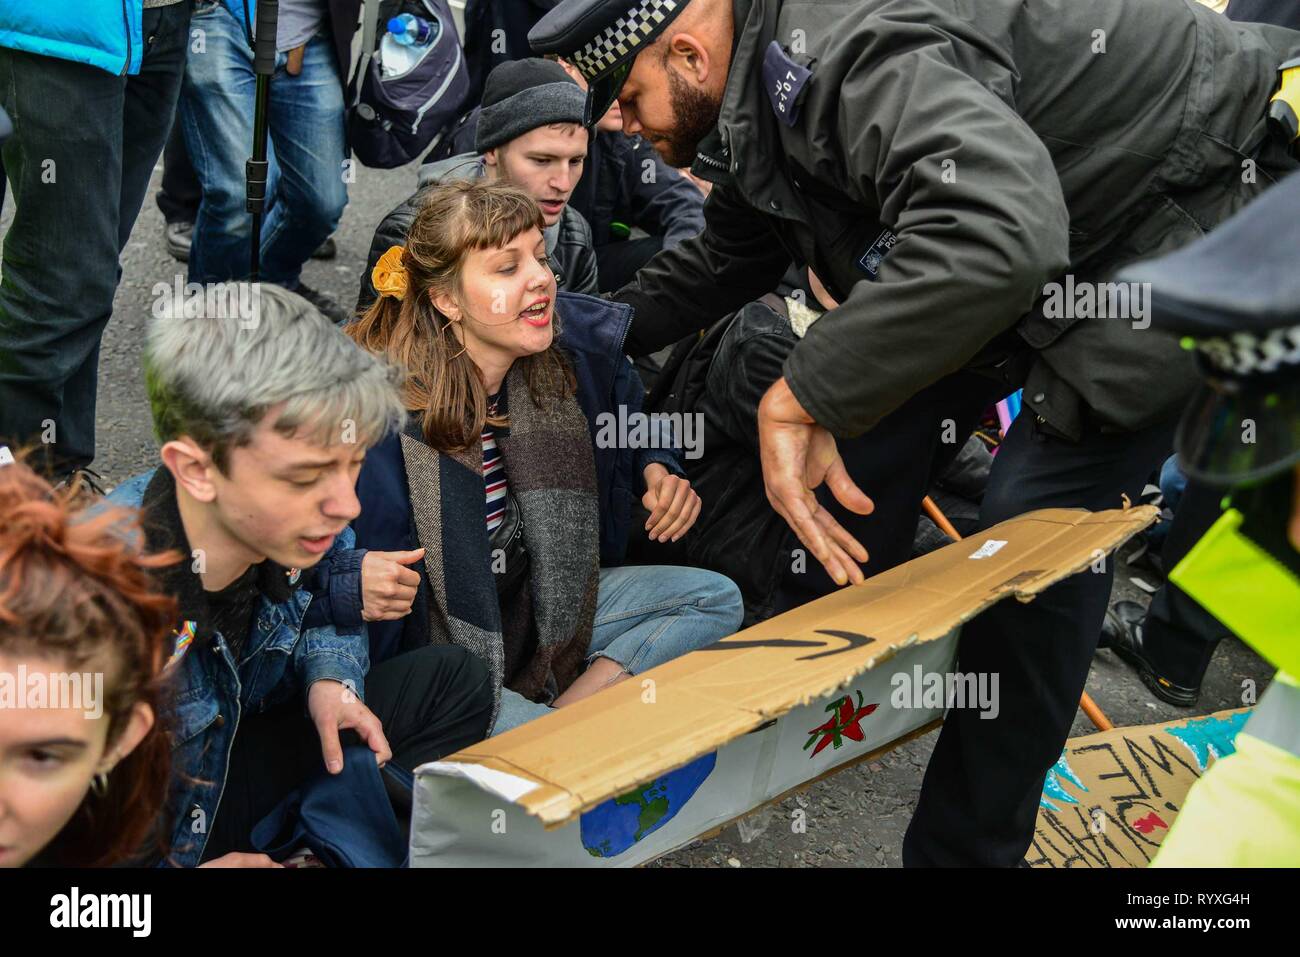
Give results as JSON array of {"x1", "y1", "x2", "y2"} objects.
[{"x1": 1100, "y1": 599, "x2": 1217, "y2": 706}]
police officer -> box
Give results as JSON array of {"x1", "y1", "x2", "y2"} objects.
[
  {"x1": 531, "y1": 0, "x2": 1300, "y2": 865},
  {"x1": 1116, "y1": 170, "x2": 1300, "y2": 865}
]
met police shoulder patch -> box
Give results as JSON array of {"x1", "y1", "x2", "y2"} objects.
[
  {"x1": 763, "y1": 41, "x2": 813, "y2": 127},
  {"x1": 858, "y1": 229, "x2": 898, "y2": 279}
]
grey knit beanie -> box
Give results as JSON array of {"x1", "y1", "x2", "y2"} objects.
[{"x1": 475, "y1": 58, "x2": 589, "y2": 153}]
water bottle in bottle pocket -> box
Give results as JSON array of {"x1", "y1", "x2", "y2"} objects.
[
  {"x1": 389, "y1": 13, "x2": 437, "y2": 46},
  {"x1": 381, "y1": 13, "x2": 441, "y2": 76}
]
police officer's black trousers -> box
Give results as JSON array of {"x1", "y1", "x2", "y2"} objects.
[{"x1": 902, "y1": 411, "x2": 1177, "y2": 866}]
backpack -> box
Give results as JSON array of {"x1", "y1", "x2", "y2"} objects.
[{"x1": 346, "y1": 0, "x2": 470, "y2": 169}]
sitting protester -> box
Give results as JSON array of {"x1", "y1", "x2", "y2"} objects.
[
  {"x1": 108, "y1": 283, "x2": 494, "y2": 866},
  {"x1": 344, "y1": 180, "x2": 743, "y2": 734},
  {"x1": 0, "y1": 455, "x2": 174, "y2": 868},
  {"x1": 358, "y1": 58, "x2": 599, "y2": 311}
]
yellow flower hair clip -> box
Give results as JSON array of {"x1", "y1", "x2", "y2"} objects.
[{"x1": 372, "y1": 245, "x2": 409, "y2": 300}]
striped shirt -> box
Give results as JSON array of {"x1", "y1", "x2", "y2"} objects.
[{"x1": 484, "y1": 396, "x2": 507, "y2": 531}]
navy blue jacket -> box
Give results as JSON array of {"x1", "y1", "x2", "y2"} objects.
[{"x1": 315, "y1": 292, "x2": 683, "y2": 662}]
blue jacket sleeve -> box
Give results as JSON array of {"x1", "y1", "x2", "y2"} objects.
[
  {"x1": 295, "y1": 528, "x2": 369, "y2": 699},
  {"x1": 302, "y1": 543, "x2": 368, "y2": 630},
  {"x1": 617, "y1": 355, "x2": 685, "y2": 492}
]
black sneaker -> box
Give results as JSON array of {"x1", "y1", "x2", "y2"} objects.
[
  {"x1": 1100, "y1": 600, "x2": 1201, "y2": 707},
  {"x1": 165, "y1": 221, "x2": 193, "y2": 263},
  {"x1": 292, "y1": 283, "x2": 350, "y2": 324},
  {"x1": 311, "y1": 236, "x2": 337, "y2": 260}
]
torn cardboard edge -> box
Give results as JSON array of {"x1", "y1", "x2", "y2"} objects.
[{"x1": 418, "y1": 505, "x2": 1158, "y2": 828}]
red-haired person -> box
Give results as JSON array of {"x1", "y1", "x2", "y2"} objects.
[{"x1": 0, "y1": 454, "x2": 175, "y2": 867}]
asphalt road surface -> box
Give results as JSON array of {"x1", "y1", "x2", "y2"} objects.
[{"x1": 0, "y1": 154, "x2": 1271, "y2": 868}]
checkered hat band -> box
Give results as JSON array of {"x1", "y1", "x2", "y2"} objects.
[
  {"x1": 571, "y1": 0, "x2": 680, "y2": 80},
  {"x1": 1199, "y1": 323, "x2": 1300, "y2": 376}
]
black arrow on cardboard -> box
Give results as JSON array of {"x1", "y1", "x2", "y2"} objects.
[{"x1": 697, "y1": 629, "x2": 876, "y2": 661}]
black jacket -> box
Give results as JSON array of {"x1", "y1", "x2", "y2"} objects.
[
  {"x1": 1230, "y1": 0, "x2": 1300, "y2": 30},
  {"x1": 617, "y1": 0, "x2": 1300, "y2": 441},
  {"x1": 651, "y1": 295, "x2": 797, "y2": 623},
  {"x1": 356, "y1": 153, "x2": 600, "y2": 312},
  {"x1": 653, "y1": 294, "x2": 993, "y2": 624},
  {"x1": 459, "y1": 0, "x2": 558, "y2": 108}
]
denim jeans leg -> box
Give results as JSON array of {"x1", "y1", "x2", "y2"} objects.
[
  {"x1": 588, "y1": 565, "x2": 744, "y2": 673},
  {"x1": 181, "y1": 1, "x2": 262, "y2": 283},
  {"x1": 258, "y1": 31, "x2": 348, "y2": 288},
  {"x1": 492, "y1": 687, "x2": 556, "y2": 736}
]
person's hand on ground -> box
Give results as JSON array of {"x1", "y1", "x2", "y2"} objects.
[
  {"x1": 757, "y1": 376, "x2": 874, "y2": 586},
  {"x1": 642, "y1": 463, "x2": 702, "y2": 542},
  {"x1": 306, "y1": 679, "x2": 392, "y2": 774},
  {"x1": 360, "y1": 548, "x2": 423, "y2": 621}
]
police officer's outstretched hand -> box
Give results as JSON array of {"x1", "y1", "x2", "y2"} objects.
[{"x1": 758, "y1": 376, "x2": 873, "y2": 586}]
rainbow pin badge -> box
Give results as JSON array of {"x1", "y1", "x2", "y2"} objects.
[{"x1": 167, "y1": 620, "x2": 197, "y2": 669}]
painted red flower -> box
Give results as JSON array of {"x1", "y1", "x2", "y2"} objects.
[{"x1": 804, "y1": 690, "x2": 879, "y2": 757}]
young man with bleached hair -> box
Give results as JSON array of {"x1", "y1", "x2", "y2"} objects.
[{"x1": 111, "y1": 283, "x2": 493, "y2": 867}]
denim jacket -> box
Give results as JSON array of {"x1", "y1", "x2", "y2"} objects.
[{"x1": 109, "y1": 469, "x2": 369, "y2": 867}]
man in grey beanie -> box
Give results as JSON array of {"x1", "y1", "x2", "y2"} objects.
[{"x1": 356, "y1": 58, "x2": 599, "y2": 312}]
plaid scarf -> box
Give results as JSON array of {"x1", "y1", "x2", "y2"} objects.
[{"x1": 401, "y1": 362, "x2": 600, "y2": 726}]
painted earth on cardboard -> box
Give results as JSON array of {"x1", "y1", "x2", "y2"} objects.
[{"x1": 580, "y1": 752, "x2": 717, "y2": 858}]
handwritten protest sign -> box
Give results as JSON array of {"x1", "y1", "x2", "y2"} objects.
[{"x1": 1028, "y1": 709, "x2": 1249, "y2": 867}]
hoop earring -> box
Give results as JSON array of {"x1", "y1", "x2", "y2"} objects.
[
  {"x1": 442, "y1": 317, "x2": 468, "y2": 360},
  {"x1": 91, "y1": 772, "x2": 109, "y2": 797}
]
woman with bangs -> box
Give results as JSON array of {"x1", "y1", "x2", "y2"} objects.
[{"x1": 342, "y1": 180, "x2": 743, "y2": 733}]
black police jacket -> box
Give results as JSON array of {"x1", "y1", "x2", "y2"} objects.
[{"x1": 616, "y1": 0, "x2": 1300, "y2": 441}]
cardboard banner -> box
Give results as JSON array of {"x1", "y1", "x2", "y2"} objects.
[
  {"x1": 410, "y1": 506, "x2": 1157, "y2": 867},
  {"x1": 1028, "y1": 709, "x2": 1250, "y2": 867},
  {"x1": 412, "y1": 631, "x2": 956, "y2": 866}
]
